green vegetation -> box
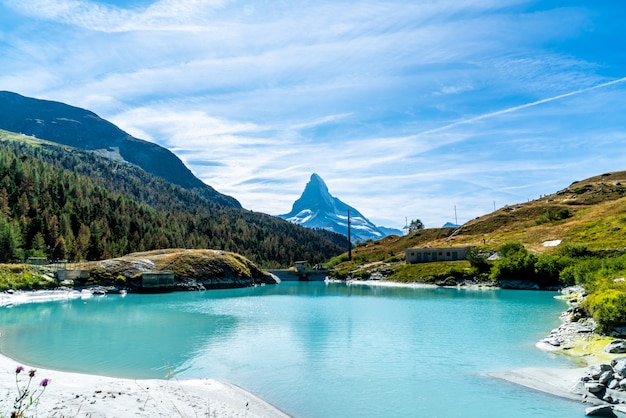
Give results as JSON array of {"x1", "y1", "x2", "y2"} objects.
[
  {"x1": 386, "y1": 261, "x2": 473, "y2": 284},
  {"x1": 407, "y1": 219, "x2": 425, "y2": 233},
  {"x1": 0, "y1": 265, "x2": 56, "y2": 291},
  {"x1": 0, "y1": 132, "x2": 345, "y2": 268},
  {"x1": 535, "y1": 207, "x2": 571, "y2": 225}
]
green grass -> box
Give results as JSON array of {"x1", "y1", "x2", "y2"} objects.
[
  {"x1": 0, "y1": 265, "x2": 56, "y2": 291},
  {"x1": 386, "y1": 260, "x2": 475, "y2": 283}
]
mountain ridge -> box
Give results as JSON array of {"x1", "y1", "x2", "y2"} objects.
[{"x1": 0, "y1": 91, "x2": 240, "y2": 208}]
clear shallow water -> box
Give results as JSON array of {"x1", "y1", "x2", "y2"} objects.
[{"x1": 0, "y1": 283, "x2": 586, "y2": 417}]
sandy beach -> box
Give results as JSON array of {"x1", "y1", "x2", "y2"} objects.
[
  {"x1": 0, "y1": 352, "x2": 291, "y2": 417},
  {"x1": 490, "y1": 367, "x2": 586, "y2": 402},
  {"x1": 1, "y1": 353, "x2": 291, "y2": 417},
  {"x1": 0, "y1": 290, "x2": 290, "y2": 418}
]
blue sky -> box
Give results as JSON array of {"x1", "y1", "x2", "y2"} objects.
[{"x1": 1, "y1": 0, "x2": 626, "y2": 229}]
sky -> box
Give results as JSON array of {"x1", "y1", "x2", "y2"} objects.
[{"x1": 1, "y1": 0, "x2": 626, "y2": 229}]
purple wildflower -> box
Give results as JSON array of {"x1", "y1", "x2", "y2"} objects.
[
  {"x1": 15, "y1": 366, "x2": 24, "y2": 374},
  {"x1": 28, "y1": 369, "x2": 36, "y2": 378},
  {"x1": 40, "y1": 378, "x2": 50, "y2": 387}
]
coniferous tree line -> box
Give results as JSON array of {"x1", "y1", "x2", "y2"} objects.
[{"x1": 0, "y1": 138, "x2": 346, "y2": 267}]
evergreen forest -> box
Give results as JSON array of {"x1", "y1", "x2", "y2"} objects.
[{"x1": 0, "y1": 132, "x2": 346, "y2": 267}]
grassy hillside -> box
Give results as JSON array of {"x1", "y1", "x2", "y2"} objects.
[
  {"x1": 334, "y1": 171, "x2": 626, "y2": 268},
  {"x1": 328, "y1": 171, "x2": 626, "y2": 284}
]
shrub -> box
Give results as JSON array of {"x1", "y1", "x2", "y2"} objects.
[
  {"x1": 466, "y1": 247, "x2": 490, "y2": 272},
  {"x1": 536, "y1": 208, "x2": 572, "y2": 225},
  {"x1": 557, "y1": 244, "x2": 592, "y2": 258},
  {"x1": 534, "y1": 254, "x2": 565, "y2": 287},
  {"x1": 490, "y1": 243, "x2": 537, "y2": 282},
  {"x1": 584, "y1": 287, "x2": 626, "y2": 334},
  {"x1": 559, "y1": 258, "x2": 603, "y2": 289}
]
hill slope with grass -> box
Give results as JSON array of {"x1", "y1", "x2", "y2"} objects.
[{"x1": 333, "y1": 170, "x2": 626, "y2": 270}]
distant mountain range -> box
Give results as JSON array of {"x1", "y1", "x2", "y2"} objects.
[
  {"x1": 0, "y1": 91, "x2": 239, "y2": 208},
  {"x1": 279, "y1": 173, "x2": 403, "y2": 242}
]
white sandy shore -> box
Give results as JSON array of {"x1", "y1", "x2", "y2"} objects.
[
  {"x1": 489, "y1": 367, "x2": 586, "y2": 402},
  {"x1": 0, "y1": 290, "x2": 290, "y2": 418}
]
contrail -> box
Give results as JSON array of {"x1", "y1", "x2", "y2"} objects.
[{"x1": 419, "y1": 76, "x2": 626, "y2": 136}]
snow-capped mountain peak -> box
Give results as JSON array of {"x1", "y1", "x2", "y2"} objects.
[{"x1": 278, "y1": 173, "x2": 402, "y2": 242}]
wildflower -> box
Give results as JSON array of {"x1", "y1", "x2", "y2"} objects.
[
  {"x1": 15, "y1": 366, "x2": 24, "y2": 374},
  {"x1": 40, "y1": 378, "x2": 50, "y2": 387},
  {"x1": 28, "y1": 369, "x2": 36, "y2": 378}
]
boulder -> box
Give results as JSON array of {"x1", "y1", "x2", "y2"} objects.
[
  {"x1": 586, "y1": 382, "x2": 607, "y2": 393},
  {"x1": 612, "y1": 358, "x2": 626, "y2": 376},
  {"x1": 590, "y1": 364, "x2": 614, "y2": 380},
  {"x1": 585, "y1": 405, "x2": 616, "y2": 417},
  {"x1": 613, "y1": 327, "x2": 626, "y2": 337},
  {"x1": 604, "y1": 340, "x2": 626, "y2": 354},
  {"x1": 600, "y1": 370, "x2": 614, "y2": 385}
]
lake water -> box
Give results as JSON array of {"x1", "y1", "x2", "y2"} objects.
[{"x1": 0, "y1": 282, "x2": 586, "y2": 417}]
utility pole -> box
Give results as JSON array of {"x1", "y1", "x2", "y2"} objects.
[
  {"x1": 347, "y1": 209, "x2": 352, "y2": 261},
  {"x1": 454, "y1": 205, "x2": 458, "y2": 226}
]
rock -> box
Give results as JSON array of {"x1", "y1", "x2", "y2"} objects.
[
  {"x1": 619, "y1": 378, "x2": 626, "y2": 390},
  {"x1": 543, "y1": 337, "x2": 561, "y2": 347},
  {"x1": 561, "y1": 285, "x2": 584, "y2": 295},
  {"x1": 608, "y1": 379, "x2": 619, "y2": 390},
  {"x1": 590, "y1": 364, "x2": 614, "y2": 380},
  {"x1": 585, "y1": 382, "x2": 607, "y2": 393},
  {"x1": 614, "y1": 405, "x2": 626, "y2": 415},
  {"x1": 612, "y1": 358, "x2": 626, "y2": 376},
  {"x1": 585, "y1": 405, "x2": 616, "y2": 417},
  {"x1": 600, "y1": 370, "x2": 614, "y2": 385},
  {"x1": 604, "y1": 340, "x2": 626, "y2": 354},
  {"x1": 613, "y1": 327, "x2": 626, "y2": 338},
  {"x1": 499, "y1": 280, "x2": 540, "y2": 290}
]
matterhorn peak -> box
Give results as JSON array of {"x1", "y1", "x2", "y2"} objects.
[{"x1": 278, "y1": 173, "x2": 402, "y2": 242}]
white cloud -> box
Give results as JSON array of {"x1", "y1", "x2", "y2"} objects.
[{"x1": 1, "y1": 0, "x2": 626, "y2": 229}]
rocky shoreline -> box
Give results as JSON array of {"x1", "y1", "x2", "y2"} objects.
[{"x1": 498, "y1": 285, "x2": 626, "y2": 417}]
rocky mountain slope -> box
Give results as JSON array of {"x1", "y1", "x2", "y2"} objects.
[
  {"x1": 0, "y1": 91, "x2": 239, "y2": 208},
  {"x1": 279, "y1": 173, "x2": 403, "y2": 243}
]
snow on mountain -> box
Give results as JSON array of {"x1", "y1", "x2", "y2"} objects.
[{"x1": 278, "y1": 173, "x2": 402, "y2": 242}]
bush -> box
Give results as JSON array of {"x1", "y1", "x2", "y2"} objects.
[
  {"x1": 490, "y1": 243, "x2": 537, "y2": 282},
  {"x1": 557, "y1": 244, "x2": 592, "y2": 258},
  {"x1": 584, "y1": 287, "x2": 626, "y2": 334},
  {"x1": 466, "y1": 247, "x2": 490, "y2": 272},
  {"x1": 536, "y1": 208, "x2": 572, "y2": 225},
  {"x1": 534, "y1": 254, "x2": 565, "y2": 287}
]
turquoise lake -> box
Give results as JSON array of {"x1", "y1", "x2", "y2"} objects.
[{"x1": 0, "y1": 282, "x2": 587, "y2": 417}]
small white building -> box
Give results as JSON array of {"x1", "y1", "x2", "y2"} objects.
[{"x1": 404, "y1": 247, "x2": 472, "y2": 264}]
